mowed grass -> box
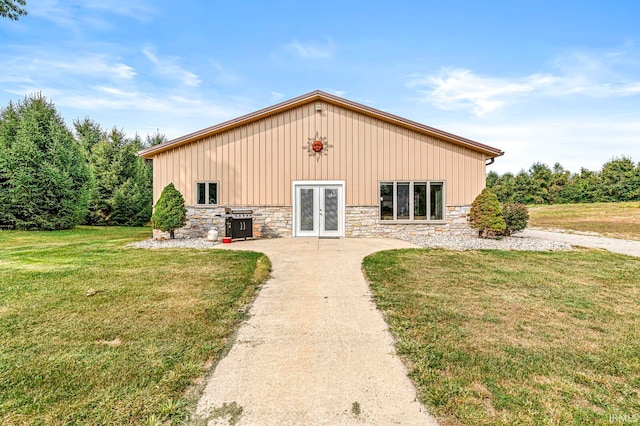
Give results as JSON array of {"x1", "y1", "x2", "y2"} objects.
[
  {"x1": 0, "y1": 227, "x2": 270, "y2": 425},
  {"x1": 528, "y1": 202, "x2": 640, "y2": 240},
  {"x1": 364, "y1": 249, "x2": 640, "y2": 425}
]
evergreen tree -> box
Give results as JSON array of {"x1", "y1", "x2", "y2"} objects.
[
  {"x1": 1, "y1": 0, "x2": 27, "y2": 20},
  {"x1": 73, "y1": 117, "x2": 105, "y2": 156},
  {"x1": 86, "y1": 128, "x2": 152, "y2": 226},
  {"x1": 469, "y1": 188, "x2": 506, "y2": 238},
  {"x1": 0, "y1": 94, "x2": 91, "y2": 230},
  {"x1": 145, "y1": 129, "x2": 167, "y2": 147},
  {"x1": 598, "y1": 157, "x2": 638, "y2": 202},
  {"x1": 151, "y1": 183, "x2": 186, "y2": 239}
]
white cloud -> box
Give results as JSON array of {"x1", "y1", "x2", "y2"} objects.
[
  {"x1": 142, "y1": 47, "x2": 201, "y2": 87},
  {"x1": 408, "y1": 48, "x2": 640, "y2": 116},
  {"x1": 83, "y1": 0, "x2": 155, "y2": 20},
  {"x1": 270, "y1": 91, "x2": 285, "y2": 102},
  {"x1": 324, "y1": 89, "x2": 347, "y2": 97},
  {"x1": 435, "y1": 117, "x2": 640, "y2": 174},
  {"x1": 407, "y1": 69, "x2": 560, "y2": 116},
  {"x1": 286, "y1": 39, "x2": 335, "y2": 59},
  {"x1": 1, "y1": 53, "x2": 136, "y2": 82},
  {"x1": 30, "y1": 0, "x2": 154, "y2": 28}
]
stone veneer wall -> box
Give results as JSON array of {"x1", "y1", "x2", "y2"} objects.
[
  {"x1": 345, "y1": 205, "x2": 473, "y2": 238},
  {"x1": 152, "y1": 206, "x2": 293, "y2": 240},
  {"x1": 153, "y1": 205, "x2": 472, "y2": 239}
]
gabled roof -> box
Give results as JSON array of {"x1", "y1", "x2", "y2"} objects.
[{"x1": 139, "y1": 90, "x2": 504, "y2": 159}]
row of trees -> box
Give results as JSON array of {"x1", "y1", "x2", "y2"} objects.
[
  {"x1": 487, "y1": 158, "x2": 640, "y2": 204},
  {"x1": 0, "y1": 94, "x2": 164, "y2": 230}
]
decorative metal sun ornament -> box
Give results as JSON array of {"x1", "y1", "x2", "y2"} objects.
[{"x1": 304, "y1": 131, "x2": 332, "y2": 160}]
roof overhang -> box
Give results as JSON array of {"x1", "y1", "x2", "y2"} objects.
[{"x1": 138, "y1": 90, "x2": 505, "y2": 159}]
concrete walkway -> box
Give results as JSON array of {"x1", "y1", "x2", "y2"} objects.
[
  {"x1": 195, "y1": 238, "x2": 437, "y2": 425},
  {"x1": 520, "y1": 228, "x2": 640, "y2": 257}
]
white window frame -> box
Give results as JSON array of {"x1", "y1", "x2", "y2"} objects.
[
  {"x1": 379, "y1": 181, "x2": 446, "y2": 222},
  {"x1": 195, "y1": 181, "x2": 219, "y2": 206}
]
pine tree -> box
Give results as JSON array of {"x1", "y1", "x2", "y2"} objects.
[
  {"x1": 469, "y1": 188, "x2": 506, "y2": 238},
  {"x1": 0, "y1": 94, "x2": 91, "y2": 230},
  {"x1": 85, "y1": 129, "x2": 152, "y2": 226},
  {"x1": 150, "y1": 183, "x2": 186, "y2": 239}
]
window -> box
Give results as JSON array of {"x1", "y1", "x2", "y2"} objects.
[
  {"x1": 196, "y1": 182, "x2": 218, "y2": 205},
  {"x1": 379, "y1": 181, "x2": 445, "y2": 221}
]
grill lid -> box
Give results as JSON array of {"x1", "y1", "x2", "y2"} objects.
[{"x1": 225, "y1": 207, "x2": 253, "y2": 218}]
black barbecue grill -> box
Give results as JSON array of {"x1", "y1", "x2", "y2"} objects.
[{"x1": 225, "y1": 208, "x2": 254, "y2": 240}]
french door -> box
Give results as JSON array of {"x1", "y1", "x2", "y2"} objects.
[{"x1": 293, "y1": 181, "x2": 344, "y2": 237}]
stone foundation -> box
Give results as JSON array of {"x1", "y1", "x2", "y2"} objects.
[
  {"x1": 345, "y1": 205, "x2": 473, "y2": 238},
  {"x1": 152, "y1": 205, "x2": 293, "y2": 240},
  {"x1": 153, "y1": 204, "x2": 472, "y2": 240}
]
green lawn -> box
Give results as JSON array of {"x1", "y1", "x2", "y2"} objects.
[
  {"x1": 528, "y1": 202, "x2": 640, "y2": 240},
  {"x1": 0, "y1": 227, "x2": 270, "y2": 425},
  {"x1": 364, "y1": 248, "x2": 640, "y2": 425}
]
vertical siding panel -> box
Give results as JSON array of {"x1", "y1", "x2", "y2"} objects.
[
  {"x1": 389, "y1": 124, "x2": 397, "y2": 182},
  {"x1": 368, "y1": 115, "x2": 377, "y2": 205},
  {"x1": 253, "y1": 121, "x2": 265, "y2": 206},
  {"x1": 254, "y1": 120, "x2": 260, "y2": 205},
  {"x1": 246, "y1": 124, "x2": 254, "y2": 205},
  {"x1": 202, "y1": 138, "x2": 208, "y2": 180},
  {"x1": 259, "y1": 121, "x2": 266, "y2": 206},
  {"x1": 408, "y1": 131, "x2": 416, "y2": 179},
  {"x1": 281, "y1": 112, "x2": 290, "y2": 205},
  {"x1": 235, "y1": 125, "x2": 242, "y2": 205},
  {"x1": 376, "y1": 119, "x2": 383, "y2": 186},
  {"x1": 359, "y1": 113, "x2": 366, "y2": 204},
  {"x1": 265, "y1": 118, "x2": 273, "y2": 205},
  {"x1": 276, "y1": 115, "x2": 283, "y2": 204},
  {"x1": 221, "y1": 131, "x2": 228, "y2": 205},
  {"x1": 418, "y1": 133, "x2": 423, "y2": 178},
  {"x1": 295, "y1": 108, "x2": 303, "y2": 182},
  {"x1": 329, "y1": 104, "x2": 337, "y2": 180},
  {"x1": 178, "y1": 147, "x2": 185, "y2": 203},
  {"x1": 239, "y1": 127, "x2": 247, "y2": 206},
  {"x1": 349, "y1": 110, "x2": 356, "y2": 204},
  {"x1": 268, "y1": 116, "x2": 276, "y2": 205},
  {"x1": 230, "y1": 130, "x2": 236, "y2": 205},
  {"x1": 340, "y1": 106, "x2": 348, "y2": 188},
  {"x1": 321, "y1": 103, "x2": 329, "y2": 180},
  {"x1": 356, "y1": 111, "x2": 363, "y2": 204},
  {"x1": 381, "y1": 123, "x2": 388, "y2": 179},
  {"x1": 434, "y1": 138, "x2": 441, "y2": 180},
  {"x1": 253, "y1": 123, "x2": 260, "y2": 206}
]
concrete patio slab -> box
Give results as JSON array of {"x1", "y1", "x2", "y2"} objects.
[{"x1": 195, "y1": 237, "x2": 437, "y2": 425}]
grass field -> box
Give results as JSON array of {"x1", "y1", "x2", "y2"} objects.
[
  {"x1": 528, "y1": 202, "x2": 640, "y2": 240},
  {"x1": 364, "y1": 248, "x2": 640, "y2": 425},
  {"x1": 0, "y1": 227, "x2": 270, "y2": 425}
]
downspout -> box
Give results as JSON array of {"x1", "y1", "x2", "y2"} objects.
[{"x1": 485, "y1": 157, "x2": 495, "y2": 166}]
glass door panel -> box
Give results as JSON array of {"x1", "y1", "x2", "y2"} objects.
[
  {"x1": 296, "y1": 186, "x2": 318, "y2": 236},
  {"x1": 321, "y1": 187, "x2": 339, "y2": 234},
  {"x1": 300, "y1": 188, "x2": 315, "y2": 231}
]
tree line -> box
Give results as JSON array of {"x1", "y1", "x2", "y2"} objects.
[
  {"x1": 0, "y1": 94, "x2": 165, "y2": 230},
  {"x1": 487, "y1": 158, "x2": 640, "y2": 204}
]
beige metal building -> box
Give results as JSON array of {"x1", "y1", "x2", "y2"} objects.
[{"x1": 139, "y1": 90, "x2": 503, "y2": 239}]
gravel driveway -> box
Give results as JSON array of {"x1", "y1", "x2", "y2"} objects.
[{"x1": 519, "y1": 228, "x2": 640, "y2": 257}]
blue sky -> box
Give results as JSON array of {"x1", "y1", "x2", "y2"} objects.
[{"x1": 1, "y1": 0, "x2": 639, "y2": 174}]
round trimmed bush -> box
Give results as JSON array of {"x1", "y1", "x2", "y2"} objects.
[
  {"x1": 469, "y1": 188, "x2": 506, "y2": 238},
  {"x1": 150, "y1": 183, "x2": 186, "y2": 239}
]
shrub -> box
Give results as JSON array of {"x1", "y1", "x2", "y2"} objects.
[
  {"x1": 502, "y1": 202, "x2": 529, "y2": 235},
  {"x1": 150, "y1": 183, "x2": 186, "y2": 239},
  {"x1": 469, "y1": 188, "x2": 506, "y2": 238}
]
